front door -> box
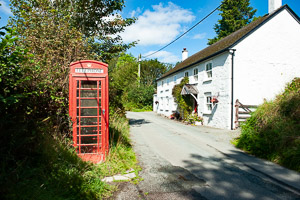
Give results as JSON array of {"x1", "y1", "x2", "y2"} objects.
[{"x1": 73, "y1": 79, "x2": 104, "y2": 155}]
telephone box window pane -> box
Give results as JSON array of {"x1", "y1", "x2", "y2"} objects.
[
  {"x1": 81, "y1": 81, "x2": 97, "y2": 88},
  {"x1": 81, "y1": 99, "x2": 98, "y2": 107},
  {"x1": 80, "y1": 146, "x2": 95, "y2": 153},
  {"x1": 81, "y1": 136, "x2": 97, "y2": 144},
  {"x1": 81, "y1": 108, "x2": 97, "y2": 116},
  {"x1": 80, "y1": 127, "x2": 98, "y2": 135},
  {"x1": 80, "y1": 117, "x2": 98, "y2": 125},
  {"x1": 77, "y1": 90, "x2": 79, "y2": 97},
  {"x1": 80, "y1": 90, "x2": 97, "y2": 97},
  {"x1": 77, "y1": 80, "x2": 79, "y2": 88}
]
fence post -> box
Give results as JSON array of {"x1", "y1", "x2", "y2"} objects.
[{"x1": 235, "y1": 99, "x2": 239, "y2": 129}]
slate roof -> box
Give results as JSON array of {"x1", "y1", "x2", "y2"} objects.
[{"x1": 157, "y1": 5, "x2": 298, "y2": 81}]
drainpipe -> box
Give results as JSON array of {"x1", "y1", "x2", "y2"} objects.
[{"x1": 229, "y1": 49, "x2": 236, "y2": 130}]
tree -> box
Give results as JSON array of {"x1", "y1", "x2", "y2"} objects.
[
  {"x1": 9, "y1": 0, "x2": 136, "y2": 63},
  {"x1": 208, "y1": 0, "x2": 257, "y2": 45},
  {"x1": 140, "y1": 59, "x2": 172, "y2": 86}
]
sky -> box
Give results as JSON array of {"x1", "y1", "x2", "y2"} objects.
[{"x1": 1, "y1": 0, "x2": 300, "y2": 64}]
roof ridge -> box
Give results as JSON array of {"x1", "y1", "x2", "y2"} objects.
[{"x1": 158, "y1": 5, "x2": 294, "y2": 81}]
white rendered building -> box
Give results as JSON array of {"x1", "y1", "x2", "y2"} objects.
[{"x1": 155, "y1": 2, "x2": 300, "y2": 130}]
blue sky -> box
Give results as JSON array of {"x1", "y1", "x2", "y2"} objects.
[{"x1": 1, "y1": 0, "x2": 299, "y2": 64}]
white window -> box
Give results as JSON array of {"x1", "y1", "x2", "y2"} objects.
[
  {"x1": 184, "y1": 71, "x2": 189, "y2": 77},
  {"x1": 204, "y1": 92, "x2": 212, "y2": 114},
  {"x1": 167, "y1": 78, "x2": 169, "y2": 85},
  {"x1": 193, "y1": 68, "x2": 198, "y2": 81},
  {"x1": 206, "y1": 62, "x2": 212, "y2": 79},
  {"x1": 174, "y1": 75, "x2": 177, "y2": 83}
]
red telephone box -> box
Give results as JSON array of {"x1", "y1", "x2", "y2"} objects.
[{"x1": 69, "y1": 60, "x2": 109, "y2": 163}]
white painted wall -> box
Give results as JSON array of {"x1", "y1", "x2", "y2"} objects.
[
  {"x1": 156, "y1": 52, "x2": 232, "y2": 129},
  {"x1": 233, "y1": 9, "x2": 300, "y2": 105},
  {"x1": 155, "y1": 7, "x2": 300, "y2": 130},
  {"x1": 196, "y1": 53, "x2": 232, "y2": 129}
]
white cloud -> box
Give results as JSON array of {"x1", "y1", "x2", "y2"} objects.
[
  {"x1": 144, "y1": 50, "x2": 180, "y2": 64},
  {"x1": 130, "y1": 7, "x2": 141, "y2": 18},
  {"x1": 192, "y1": 33, "x2": 206, "y2": 40},
  {"x1": 0, "y1": 0, "x2": 12, "y2": 15},
  {"x1": 121, "y1": 2, "x2": 195, "y2": 46}
]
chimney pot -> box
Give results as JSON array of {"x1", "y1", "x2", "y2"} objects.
[
  {"x1": 269, "y1": 0, "x2": 282, "y2": 14},
  {"x1": 182, "y1": 48, "x2": 188, "y2": 61}
]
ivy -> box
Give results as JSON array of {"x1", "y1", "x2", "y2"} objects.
[{"x1": 172, "y1": 77, "x2": 193, "y2": 120}]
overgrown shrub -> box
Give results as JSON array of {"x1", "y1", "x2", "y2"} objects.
[
  {"x1": 236, "y1": 78, "x2": 300, "y2": 172},
  {"x1": 172, "y1": 77, "x2": 193, "y2": 120}
]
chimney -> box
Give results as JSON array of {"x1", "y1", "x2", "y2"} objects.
[
  {"x1": 269, "y1": 0, "x2": 282, "y2": 14},
  {"x1": 182, "y1": 48, "x2": 188, "y2": 61}
]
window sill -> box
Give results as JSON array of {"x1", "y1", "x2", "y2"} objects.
[
  {"x1": 203, "y1": 111, "x2": 212, "y2": 115},
  {"x1": 203, "y1": 78, "x2": 212, "y2": 83}
]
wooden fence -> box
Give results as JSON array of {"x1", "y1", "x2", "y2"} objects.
[{"x1": 235, "y1": 99, "x2": 258, "y2": 129}]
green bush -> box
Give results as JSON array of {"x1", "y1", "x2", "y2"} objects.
[
  {"x1": 172, "y1": 77, "x2": 193, "y2": 120},
  {"x1": 236, "y1": 78, "x2": 300, "y2": 172},
  {"x1": 125, "y1": 84, "x2": 155, "y2": 110}
]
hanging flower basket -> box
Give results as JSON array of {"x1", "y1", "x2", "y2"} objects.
[{"x1": 211, "y1": 97, "x2": 219, "y2": 103}]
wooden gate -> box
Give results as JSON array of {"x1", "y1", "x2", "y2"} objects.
[{"x1": 234, "y1": 99, "x2": 257, "y2": 129}]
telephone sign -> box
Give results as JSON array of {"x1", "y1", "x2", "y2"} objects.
[{"x1": 69, "y1": 60, "x2": 109, "y2": 163}]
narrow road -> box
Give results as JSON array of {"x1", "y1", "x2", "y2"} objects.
[{"x1": 114, "y1": 112, "x2": 300, "y2": 200}]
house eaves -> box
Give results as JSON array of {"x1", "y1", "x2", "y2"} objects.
[{"x1": 157, "y1": 4, "x2": 297, "y2": 81}]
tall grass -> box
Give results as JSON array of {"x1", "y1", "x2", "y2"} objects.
[
  {"x1": 236, "y1": 78, "x2": 300, "y2": 172},
  {"x1": 0, "y1": 112, "x2": 139, "y2": 200}
]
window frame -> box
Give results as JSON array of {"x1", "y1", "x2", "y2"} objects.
[
  {"x1": 193, "y1": 68, "x2": 198, "y2": 81},
  {"x1": 205, "y1": 61, "x2": 213, "y2": 80},
  {"x1": 204, "y1": 92, "x2": 213, "y2": 114},
  {"x1": 184, "y1": 71, "x2": 189, "y2": 77}
]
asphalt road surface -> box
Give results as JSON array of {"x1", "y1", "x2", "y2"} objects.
[{"x1": 113, "y1": 112, "x2": 300, "y2": 200}]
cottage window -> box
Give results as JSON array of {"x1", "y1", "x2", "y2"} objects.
[
  {"x1": 174, "y1": 75, "x2": 177, "y2": 83},
  {"x1": 167, "y1": 78, "x2": 170, "y2": 85},
  {"x1": 162, "y1": 80, "x2": 164, "y2": 86},
  {"x1": 184, "y1": 71, "x2": 189, "y2": 77},
  {"x1": 194, "y1": 68, "x2": 198, "y2": 81},
  {"x1": 204, "y1": 92, "x2": 212, "y2": 114},
  {"x1": 206, "y1": 62, "x2": 212, "y2": 78}
]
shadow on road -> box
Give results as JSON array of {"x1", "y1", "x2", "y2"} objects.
[
  {"x1": 178, "y1": 150, "x2": 300, "y2": 199},
  {"x1": 129, "y1": 118, "x2": 151, "y2": 127}
]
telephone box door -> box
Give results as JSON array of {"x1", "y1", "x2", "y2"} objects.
[{"x1": 73, "y1": 79, "x2": 105, "y2": 155}]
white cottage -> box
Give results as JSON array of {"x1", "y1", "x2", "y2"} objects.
[{"x1": 155, "y1": 1, "x2": 300, "y2": 130}]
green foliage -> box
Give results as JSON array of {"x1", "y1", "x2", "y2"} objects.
[
  {"x1": 109, "y1": 54, "x2": 170, "y2": 111},
  {"x1": 208, "y1": 0, "x2": 257, "y2": 45},
  {"x1": 172, "y1": 77, "x2": 193, "y2": 120},
  {"x1": 0, "y1": 2, "x2": 140, "y2": 199},
  {"x1": 9, "y1": 0, "x2": 136, "y2": 62},
  {"x1": 140, "y1": 59, "x2": 172, "y2": 86},
  {"x1": 236, "y1": 78, "x2": 300, "y2": 172},
  {"x1": 126, "y1": 85, "x2": 155, "y2": 109}
]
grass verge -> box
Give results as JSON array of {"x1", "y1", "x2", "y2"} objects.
[
  {"x1": 235, "y1": 78, "x2": 300, "y2": 172},
  {"x1": 0, "y1": 112, "x2": 139, "y2": 200}
]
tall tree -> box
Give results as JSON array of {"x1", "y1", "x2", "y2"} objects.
[{"x1": 208, "y1": 0, "x2": 257, "y2": 45}]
